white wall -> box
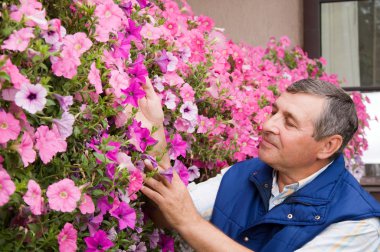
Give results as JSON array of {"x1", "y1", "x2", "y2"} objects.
[{"x1": 362, "y1": 92, "x2": 380, "y2": 164}]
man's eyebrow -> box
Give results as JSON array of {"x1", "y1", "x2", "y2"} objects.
[
  {"x1": 283, "y1": 111, "x2": 300, "y2": 125},
  {"x1": 272, "y1": 103, "x2": 300, "y2": 125}
]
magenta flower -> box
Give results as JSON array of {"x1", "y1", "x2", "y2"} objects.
[
  {"x1": 128, "y1": 120, "x2": 157, "y2": 152},
  {"x1": 16, "y1": 132, "x2": 36, "y2": 167},
  {"x1": 46, "y1": 178, "x2": 81, "y2": 212},
  {"x1": 169, "y1": 133, "x2": 187, "y2": 159},
  {"x1": 121, "y1": 81, "x2": 146, "y2": 107},
  {"x1": 57, "y1": 223, "x2": 77, "y2": 252},
  {"x1": 79, "y1": 194, "x2": 95, "y2": 215},
  {"x1": 113, "y1": 32, "x2": 131, "y2": 59},
  {"x1": 0, "y1": 168, "x2": 16, "y2": 206},
  {"x1": 128, "y1": 54, "x2": 148, "y2": 84},
  {"x1": 84, "y1": 229, "x2": 114, "y2": 252},
  {"x1": 125, "y1": 18, "x2": 142, "y2": 42},
  {"x1": 88, "y1": 63, "x2": 103, "y2": 94},
  {"x1": 1, "y1": 27, "x2": 35, "y2": 52},
  {"x1": 159, "y1": 233, "x2": 175, "y2": 252},
  {"x1": 0, "y1": 111, "x2": 20, "y2": 144},
  {"x1": 23, "y1": 179, "x2": 44, "y2": 215},
  {"x1": 109, "y1": 202, "x2": 136, "y2": 230},
  {"x1": 159, "y1": 167, "x2": 174, "y2": 183},
  {"x1": 35, "y1": 125, "x2": 67, "y2": 164},
  {"x1": 128, "y1": 170, "x2": 143, "y2": 199},
  {"x1": 173, "y1": 160, "x2": 189, "y2": 186},
  {"x1": 15, "y1": 83, "x2": 47, "y2": 114}
]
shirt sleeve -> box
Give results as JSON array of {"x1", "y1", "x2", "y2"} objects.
[
  {"x1": 296, "y1": 217, "x2": 380, "y2": 252},
  {"x1": 188, "y1": 167, "x2": 231, "y2": 221}
]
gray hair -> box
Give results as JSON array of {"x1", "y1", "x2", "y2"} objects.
[{"x1": 286, "y1": 79, "x2": 358, "y2": 159}]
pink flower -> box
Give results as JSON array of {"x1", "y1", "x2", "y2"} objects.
[
  {"x1": 16, "y1": 133, "x2": 36, "y2": 167},
  {"x1": 88, "y1": 63, "x2": 103, "y2": 94},
  {"x1": 169, "y1": 133, "x2": 187, "y2": 159},
  {"x1": 46, "y1": 178, "x2": 81, "y2": 212},
  {"x1": 1, "y1": 28, "x2": 35, "y2": 52},
  {"x1": 0, "y1": 111, "x2": 20, "y2": 144},
  {"x1": 1, "y1": 58, "x2": 31, "y2": 89},
  {"x1": 57, "y1": 223, "x2": 77, "y2": 252},
  {"x1": 35, "y1": 125, "x2": 67, "y2": 164},
  {"x1": 10, "y1": 0, "x2": 48, "y2": 29},
  {"x1": 23, "y1": 179, "x2": 44, "y2": 215},
  {"x1": 109, "y1": 70, "x2": 130, "y2": 98},
  {"x1": 109, "y1": 202, "x2": 136, "y2": 230},
  {"x1": 63, "y1": 32, "x2": 93, "y2": 56},
  {"x1": 0, "y1": 169, "x2": 16, "y2": 206},
  {"x1": 141, "y1": 23, "x2": 163, "y2": 40},
  {"x1": 15, "y1": 83, "x2": 47, "y2": 114},
  {"x1": 128, "y1": 170, "x2": 143, "y2": 200},
  {"x1": 51, "y1": 48, "x2": 81, "y2": 79},
  {"x1": 79, "y1": 194, "x2": 95, "y2": 214},
  {"x1": 41, "y1": 19, "x2": 66, "y2": 45},
  {"x1": 179, "y1": 83, "x2": 195, "y2": 102}
]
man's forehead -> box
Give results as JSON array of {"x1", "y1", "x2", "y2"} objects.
[{"x1": 273, "y1": 92, "x2": 325, "y2": 120}]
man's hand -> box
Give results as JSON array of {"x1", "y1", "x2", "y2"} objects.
[
  {"x1": 141, "y1": 159, "x2": 202, "y2": 231},
  {"x1": 141, "y1": 159, "x2": 253, "y2": 252},
  {"x1": 136, "y1": 77, "x2": 164, "y2": 130}
]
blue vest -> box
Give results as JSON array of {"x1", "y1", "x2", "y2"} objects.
[{"x1": 211, "y1": 155, "x2": 380, "y2": 251}]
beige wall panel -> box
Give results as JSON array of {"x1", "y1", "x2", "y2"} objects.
[{"x1": 185, "y1": 0, "x2": 303, "y2": 47}]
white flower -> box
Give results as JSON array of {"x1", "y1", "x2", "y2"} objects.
[
  {"x1": 180, "y1": 101, "x2": 198, "y2": 122},
  {"x1": 15, "y1": 83, "x2": 47, "y2": 114}
]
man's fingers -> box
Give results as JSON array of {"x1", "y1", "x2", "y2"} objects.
[
  {"x1": 144, "y1": 159, "x2": 171, "y2": 187},
  {"x1": 144, "y1": 176, "x2": 169, "y2": 195},
  {"x1": 141, "y1": 186, "x2": 164, "y2": 206},
  {"x1": 142, "y1": 77, "x2": 156, "y2": 99}
]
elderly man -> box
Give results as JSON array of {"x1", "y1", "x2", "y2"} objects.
[{"x1": 140, "y1": 79, "x2": 380, "y2": 251}]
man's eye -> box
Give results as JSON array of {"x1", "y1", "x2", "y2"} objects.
[{"x1": 286, "y1": 120, "x2": 296, "y2": 127}]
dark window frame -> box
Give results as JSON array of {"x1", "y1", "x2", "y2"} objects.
[{"x1": 303, "y1": 0, "x2": 380, "y2": 92}]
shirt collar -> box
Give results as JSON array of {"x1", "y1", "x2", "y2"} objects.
[{"x1": 271, "y1": 161, "x2": 333, "y2": 197}]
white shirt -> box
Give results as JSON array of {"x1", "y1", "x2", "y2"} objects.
[{"x1": 188, "y1": 165, "x2": 380, "y2": 251}]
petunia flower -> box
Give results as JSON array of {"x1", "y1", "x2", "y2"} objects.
[
  {"x1": 109, "y1": 202, "x2": 136, "y2": 230},
  {"x1": 46, "y1": 178, "x2": 81, "y2": 212},
  {"x1": 16, "y1": 132, "x2": 36, "y2": 167},
  {"x1": 0, "y1": 111, "x2": 21, "y2": 144},
  {"x1": 121, "y1": 81, "x2": 146, "y2": 107},
  {"x1": 1, "y1": 28, "x2": 35, "y2": 52},
  {"x1": 84, "y1": 229, "x2": 114, "y2": 252},
  {"x1": 57, "y1": 223, "x2": 77, "y2": 252},
  {"x1": 0, "y1": 168, "x2": 16, "y2": 206},
  {"x1": 23, "y1": 179, "x2": 44, "y2": 215},
  {"x1": 15, "y1": 83, "x2": 47, "y2": 114}
]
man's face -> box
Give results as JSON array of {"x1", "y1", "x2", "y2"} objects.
[{"x1": 258, "y1": 92, "x2": 326, "y2": 171}]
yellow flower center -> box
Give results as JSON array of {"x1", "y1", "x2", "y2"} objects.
[
  {"x1": 75, "y1": 43, "x2": 82, "y2": 51},
  {"x1": 0, "y1": 122, "x2": 8, "y2": 129},
  {"x1": 59, "y1": 191, "x2": 68, "y2": 199}
]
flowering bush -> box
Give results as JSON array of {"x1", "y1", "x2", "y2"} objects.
[{"x1": 0, "y1": 0, "x2": 370, "y2": 251}]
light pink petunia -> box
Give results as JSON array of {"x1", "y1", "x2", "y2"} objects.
[
  {"x1": 63, "y1": 32, "x2": 93, "y2": 56},
  {"x1": 57, "y1": 223, "x2": 78, "y2": 252},
  {"x1": 88, "y1": 63, "x2": 103, "y2": 94},
  {"x1": 16, "y1": 132, "x2": 36, "y2": 167},
  {"x1": 1, "y1": 58, "x2": 31, "y2": 89},
  {"x1": 23, "y1": 179, "x2": 44, "y2": 215},
  {"x1": 79, "y1": 194, "x2": 95, "y2": 214},
  {"x1": 10, "y1": 0, "x2": 48, "y2": 29},
  {"x1": 35, "y1": 125, "x2": 67, "y2": 164},
  {"x1": 1, "y1": 28, "x2": 35, "y2": 52},
  {"x1": 51, "y1": 48, "x2": 81, "y2": 79},
  {"x1": 15, "y1": 83, "x2": 47, "y2": 114},
  {"x1": 46, "y1": 178, "x2": 81, "y2": 212},
  {"x1": 0, "y1": 111, "x2": 21, "y2": 144},
  {"x1": 0, "y1": 168, "x2": 16, "y2": 206}
]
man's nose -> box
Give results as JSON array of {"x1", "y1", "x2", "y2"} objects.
[{"x1": 262, "y1": 114, "x2": 280, "y2": 134}]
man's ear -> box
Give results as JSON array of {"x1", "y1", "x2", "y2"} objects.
[{"x1": 317, "y1": 135, "x2": 343, "y2": 160}]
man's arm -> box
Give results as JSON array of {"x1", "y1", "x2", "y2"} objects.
[{"x1": 141, "y1": 160, "x2": 253, "y2": 252}]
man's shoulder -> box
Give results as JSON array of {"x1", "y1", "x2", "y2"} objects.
[{"x1": 226, "y1": 157, "x2": 266, "y2": 175}]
